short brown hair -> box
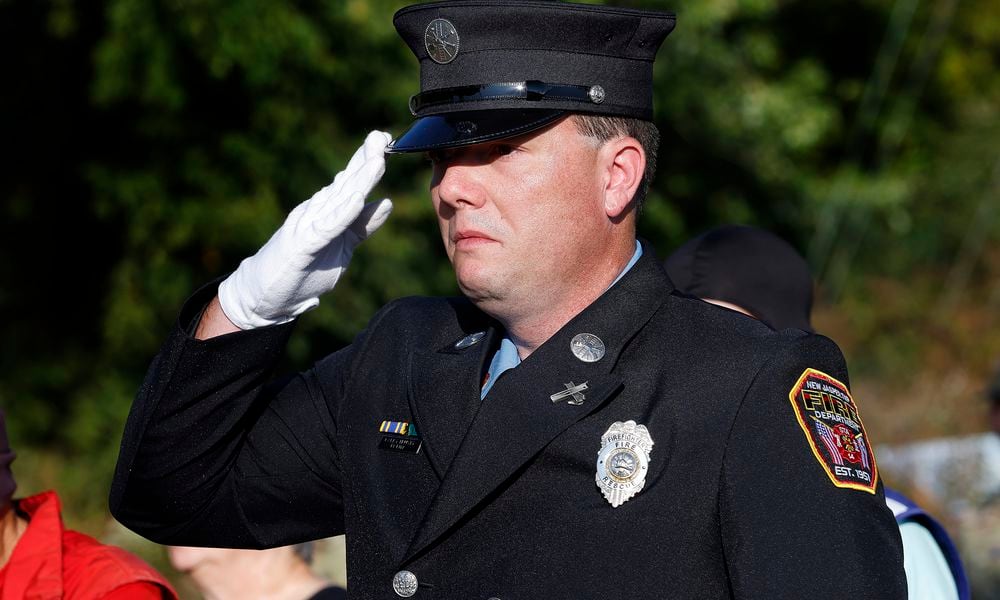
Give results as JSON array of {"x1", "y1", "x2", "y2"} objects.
[{"x1": 572, "y1": 115, "x2": 660, "y2": 209}]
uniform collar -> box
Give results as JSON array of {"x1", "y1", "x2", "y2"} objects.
[{"x1": 481, "y1": 240, "x2": 644, "y2": 399}]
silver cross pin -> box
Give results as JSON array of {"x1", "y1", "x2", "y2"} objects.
[{"x1": 550, "y1": 381, "x2": 589, "y2": 405}]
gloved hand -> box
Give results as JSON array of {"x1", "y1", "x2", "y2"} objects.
[{"x1": 218, "y1": 130, "x2": 393, "y2": 329}]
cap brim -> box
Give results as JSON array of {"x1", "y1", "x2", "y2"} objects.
[{"x1": 386, "y1": 109, "x2": 565, "y2": 153}]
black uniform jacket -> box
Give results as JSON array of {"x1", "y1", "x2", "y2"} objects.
[{"x1": 111, "y1": 250, "x2": 906, "y2": 599}]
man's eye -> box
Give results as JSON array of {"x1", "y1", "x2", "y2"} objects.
[
  {"x1": 493, "y1": 144, "x2": 515, "y2": 157},
  {"x1": 426, "y1": 150, "x2": 449, "y2": 164}
]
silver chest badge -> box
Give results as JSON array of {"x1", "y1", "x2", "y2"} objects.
[
  {"x1": 424, "y1": 18, "x2": 460, "y2": 64},
  {"x1": 596, "y1": 420, "x2": 654, "y2": 508},
  {"x1": 570, "y1": 333, "x2": 605, "y2": 362}
]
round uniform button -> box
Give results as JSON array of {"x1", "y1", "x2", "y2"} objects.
[{"x1": 393, "y1": 570, "x2": 419, "y2": 597}]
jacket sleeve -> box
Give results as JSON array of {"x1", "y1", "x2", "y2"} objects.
[
  {"x1": 109, "y1": 281, "x2": 379, "y2": 549},
  {"x1": 720, "y1": 333, "x2": 907, "y2": 599}
]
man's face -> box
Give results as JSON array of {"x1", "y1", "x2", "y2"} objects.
[
  {"x1": 428, "y1": 117, "x2": 612, "y2": 317},
  {"x1": 167, "y1": 545, "x2": 308, "y2": 593}
]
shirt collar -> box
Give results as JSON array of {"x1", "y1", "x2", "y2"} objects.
[{"x1": 481, "y1": 241, "x2": 643, "y2": 399}]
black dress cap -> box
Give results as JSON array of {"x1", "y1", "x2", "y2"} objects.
[{"x1": 387, "y1": 0, "x2": 676, "y2": 153}]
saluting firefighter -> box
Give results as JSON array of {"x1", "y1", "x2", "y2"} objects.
[{"x1": 110, "y1": 1, "x2": 907, "y2": 598}]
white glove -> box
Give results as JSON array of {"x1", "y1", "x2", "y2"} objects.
[{"x1": 218, "y1": 130, "x2": 393, "y2": 329}]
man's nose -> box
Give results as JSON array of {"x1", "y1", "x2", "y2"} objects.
[{"x1": 434, "y1": 162, "x2": 488, "y2": 210}]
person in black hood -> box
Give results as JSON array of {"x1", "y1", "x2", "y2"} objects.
[{"x1": 663, "y1": 224, "x2": 814, "y2": 332}]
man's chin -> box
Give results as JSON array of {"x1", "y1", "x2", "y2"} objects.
[{"x1": 456, "y1": 276, "x2": 505, "y2": 307}]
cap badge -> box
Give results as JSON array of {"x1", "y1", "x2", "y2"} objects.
[
  {"x1": 588, "y1": 85, "x2": 606, "y2": 104},
  {"x1": 424, "y1": 18, "x2": 460, "y2": 64},
  {"x1": 550, "y1": 381, "x2": 589, "y2": 405},
  {"x1": 570, "y1": 333, "x2": 605, "y2": 362},
  {"x1": 456, "y1": 120, "x2": 477, "y2": 136},
  {"x1": 596, "y1": 420, "x2": 654, "y2": 508},
  {"x1": 454, "y1": 331, "x2": 486, "y2": 349}
]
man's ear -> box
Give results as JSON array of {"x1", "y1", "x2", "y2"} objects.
[{"x1": 600, "y1": 137, "x2": 645, "y2": 220}]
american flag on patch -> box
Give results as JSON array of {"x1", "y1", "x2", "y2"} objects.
[
  {"x1": 855, "y1": 433, "x2": 870, "y2": 470},
  {"x1": 813, "y1": 418, "x2": 843, "y2": 465}
]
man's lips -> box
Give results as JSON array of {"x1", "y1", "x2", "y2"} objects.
[{"x1": 452, "y1": 229, "x2": 498, "y2": 246}]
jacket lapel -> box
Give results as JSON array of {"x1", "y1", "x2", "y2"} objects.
[
  {"x1": 408, "y1": 314, "x2": 501, "y2": 480},
  {"x1": 403, "y1": 250, "x2": 674, "y2": 563}
]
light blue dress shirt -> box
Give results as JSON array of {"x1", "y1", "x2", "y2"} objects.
[
  {"x1": 480, "y1": 242, "x2": 643, "y2": 399},
  {"x1": 899, "y1": 521, "x2": 960, "y2": 600}
]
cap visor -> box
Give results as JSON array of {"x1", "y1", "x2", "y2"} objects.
[{"x1": 386, "y1": 109, "x2": 565, "y2": 153}]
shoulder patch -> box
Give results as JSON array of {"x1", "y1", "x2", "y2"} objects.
[{"x1": 788, "y1": 368, "x2": 878, "y2": 494}]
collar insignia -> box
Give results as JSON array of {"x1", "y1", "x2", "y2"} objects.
[
  {"x1": 570, "y1": 333, "x2": 605, "y2": 362},
  {"x1": 550, "y1": 381, "x2": 588, "y2": 405},
  {"x1": 454, "y1": 331, "x2": 486, "y2": 349}
]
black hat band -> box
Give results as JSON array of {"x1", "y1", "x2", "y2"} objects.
[{"x1": 409, "y1": 81, "x2": 606, "y2": 116}]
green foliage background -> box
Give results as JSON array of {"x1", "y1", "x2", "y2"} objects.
[{"x1": 1, "y1": 0, "x2": 998, "y2": 593}]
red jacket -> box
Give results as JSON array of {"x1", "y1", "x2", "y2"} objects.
[{"x1": 0, "y1": 491, "x2": 176, "y2": 600}]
